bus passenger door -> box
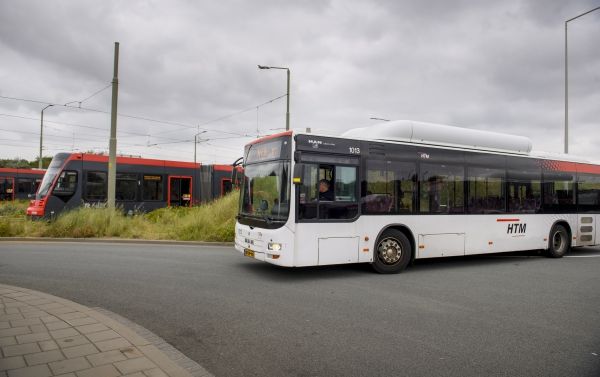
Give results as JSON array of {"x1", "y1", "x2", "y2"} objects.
[{"x1": 168, "y1": 176, "x2": 192, "y2": 207}]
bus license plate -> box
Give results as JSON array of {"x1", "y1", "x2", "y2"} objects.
[{"x1": 244, "y1": 249, "x2": 255, "y2": 258}]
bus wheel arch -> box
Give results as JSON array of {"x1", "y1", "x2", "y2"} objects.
[
  {"x1": 372, "y1": 224, "x2": 415, "y2": 274},
  {"x1": 546, "y1": 220, "x2": 571, "y2": 258}
]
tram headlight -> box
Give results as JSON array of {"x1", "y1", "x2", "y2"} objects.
[{"x1": 268, "y1": 242, "x2": 282, "y2": 251}]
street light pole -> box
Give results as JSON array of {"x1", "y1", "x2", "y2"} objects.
[
  {"x1": 565, "y1": 6, "x2": 600, "y2": 154},
  {"x1": 258, "y1": 65, "x2": 291, "y2": 131},
  {"x1": 39, "y1": 104, "x2": 54, "y2": 169}
]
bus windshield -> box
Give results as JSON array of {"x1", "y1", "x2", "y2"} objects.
[
  {"x1": 36, "y1": 153, "x2": 69, "y2": 199},
  {"x1": 239, "y1": 161, "x2": 290, "y2": 223}
]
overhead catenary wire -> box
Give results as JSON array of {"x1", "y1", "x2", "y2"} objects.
[{"x1": 0, "y1": 93, "x2": 287, "y2": 138}]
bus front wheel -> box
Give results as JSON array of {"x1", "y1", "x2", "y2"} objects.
[
  {"x1": 372, "y1": 229, "x2": 412, "y2": 274},
  {"x1": 546, "y1": 224, "x2": 570, "y2": 258}
]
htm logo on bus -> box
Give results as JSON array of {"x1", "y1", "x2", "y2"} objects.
[{"x1": 507, "y1": 223, "x2": 526, "y2": 234}]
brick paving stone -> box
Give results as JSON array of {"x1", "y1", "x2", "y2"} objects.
[
  {"x1": 39, "y1": 316, "x2": 59, "y2": 324},
  {"x1": 85, "y1": 330, "x2": 120, "y2": 343},
  {"x1": 121, "y1": 347, "x2": 144, "y2": 359},
  {"x1": 28, "y1": 325, "x2": 47, "y2": 334},
  {"x1": 65, "y1": 317, "x2": 97, "y2": 327},
  {"x1": 0, "y1": 338, "x2": 16, "y2": 347},
  {"x1": 10, "y1": 318, "x2": 41, "y2": 328},
  {"x1": 48, "y1": 356, "x2": 91, "y2": 375},
  {"x1": 38, "y1": 340, "x2": 58, "y2": 352},
  {"x1": 46, "y1": 307, "x2": 77, "y2": 316},
  {"x1": 15, "y1": 332, "x2": 51, "y2": 344},
  {"x1": 75, "y1": 323, "x2": 109, "y2": 335},
  {"x1": 0, "y1": 316, "x2": 23, "y2": 323},
  {"x1": 0, "y1": 324, "x2": 7, "y2": 331},
  {"x1": 3, "y1": 309, "x2": 18, "y2": 315},
  {"x1": 0, "y1": 329, "x2": 29, "y2": 339},
  {"x1": 55, "y1": 335, "x2": 89, "y2": 349},
  {"x1": 85, "y1": 350, "x2": 127, "y2": 367},
  {"x1": 6, "y1": 364, "x2": 51, "y2": 377},
  {"x1": 75, "y1": 364, "x2": 120, "y2": 377},
  {"x1": 45, "y1": 321, "x2": 70, "y2": 331},
  {"x1": 22, "y1": 299, "x2": 53, "y2": 306},
  {"x1": 122, "y1": 373, "x2": 145, "y2": 377},
  {"x1": 144, "y1": 368, "x2": 169, "y2": 377},
  {"x1": 2, "y1": 342, "x2": 41, "y2": 357},
  {"x1": 36, "y1": 303, "x2": 64, "y2": 311},
  {"x1": 62, "y1": 344, "x2": 98, "y2": 359},
  {"x1": 93, "y1": 337, "x2": 131, "y2": 352},
  {"x1": 57, "y1": 312, "x2": 87, "y2": 321},
  {"x1": 114, "y1": 357, "x2": 157, "y2": 375},
  {"x1": 0, "y1": 356, "x2": 26, "y2": 371},
  {"x1": 50, "y1": 328, "x2": 79, "y2": 339},
  {"x1": 54, "y1": 374, "x2": 76, "y2": 377},
  {"x1": 10, "y1": 318, "x2": 42, "y2": 327},
  {"x1": 24, "y1": 349, "x2": 64, "y2": 366},
  {"x1": 21, "y1": 311, "x2": 46, "y2": 319}
]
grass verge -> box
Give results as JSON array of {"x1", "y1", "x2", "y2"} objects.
[{"x1": 0, "y1": 192, "x2": 239, "y2": 242}]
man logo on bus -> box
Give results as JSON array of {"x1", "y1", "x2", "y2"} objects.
[
  {"x1": 419, "y1": 152, "x2": 430, "y2": 159},
  {"x1": 507, "y1": 223, "x2": 526, "y2": 234}
]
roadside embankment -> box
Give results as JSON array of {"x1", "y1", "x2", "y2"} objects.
[{"x1": 0, "y1": 192, "x2": 238, "y2": 242}]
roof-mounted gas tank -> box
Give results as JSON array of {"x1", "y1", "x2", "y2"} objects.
[{"x1": 342, "y1": 120, "x2": 533, "y2": 154}]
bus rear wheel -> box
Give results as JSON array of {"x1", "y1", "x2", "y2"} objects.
[
  {"x1": 372, "y1": 229, "x2": 412, "y2": 274},
  {"x1": 546, "y1": 224, "x2": 570, "y2": 258}
]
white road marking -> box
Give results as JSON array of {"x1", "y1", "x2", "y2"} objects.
[{"x1": 565, "y1": 254, "x2": 600, "y2": 258}]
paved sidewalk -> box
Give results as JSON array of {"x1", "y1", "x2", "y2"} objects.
[{"x1": 0, "y1": 284, "x2": 205, "y2": 377}]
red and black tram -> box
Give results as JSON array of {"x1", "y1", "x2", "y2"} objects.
[
  {"x1": 0, "y1": 168, "x2": 45, "y2": 201},
  {"x1": 26, "y1": 152, "x2": 240, "y2": 218}
]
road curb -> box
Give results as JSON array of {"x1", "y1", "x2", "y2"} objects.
[
  {"x1": 0, "y1": 237, "x2": 232, "y2": 247},
  {"x1": 0, "y1": 283, "x2": 214, "y2": 377}
]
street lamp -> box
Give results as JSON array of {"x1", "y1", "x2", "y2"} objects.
[
  {"x1": 565, "y1": 6, "x2": 600, "y2": 154},
  {"x1": 258, "y1": 65, "x2": 290, "y2": 131},
  {"x1": 370, "y1": 117, "x2": 390, "y2": 122},
  {"x1": 194, "y1": 130, "x2": 207, "y2": 165},
  {"x1": 39, "y1": 104, "x2": 54, "y2": 169}
]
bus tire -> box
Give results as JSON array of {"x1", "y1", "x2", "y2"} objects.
[
  {"x1": 546, "y1": 224, "x2": 570, "y2": 258},
  {"x1": 372, "y1": 229, "x2": 412, "y2": 274}
]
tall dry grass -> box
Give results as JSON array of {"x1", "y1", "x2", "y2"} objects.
[{"x1": 0, "y1": 192, "x2": 240, "y2": 242}]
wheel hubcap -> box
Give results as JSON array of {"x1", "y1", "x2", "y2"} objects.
[
  {"x1": 378, "y1": 238, "x2": 402, "y2": 264},
  {"x1": 553, "y1": 231, "x2": 564, "y2": 252}
]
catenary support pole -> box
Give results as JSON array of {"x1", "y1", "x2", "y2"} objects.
[{"x1": 107, "y1": 42, "x2": 119, "y2": 208}]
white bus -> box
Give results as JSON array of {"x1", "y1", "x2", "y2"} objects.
[{"x1": 235, "y1": 120, "x2": 600, "y2": 273}]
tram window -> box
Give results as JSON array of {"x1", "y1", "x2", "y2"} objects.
[
  {"x1": 85, "y1": 171, "x2": 107, "y2": 201},
  {"x1": 578, "y1": 174, "x2": 600, "y2": 212},
  {"x1": 17, "y1": 179, "x2": 33, "y2": 194},
  {"x1": 467, "y1": 167, "x2": 505, "y2": 214},
  {"x1": 143, "y1": 175, "x2": 163, "y2": 201},
  {"x1": 116, "y1": 173, "x2": 138, "y2": 201},
  {"x1": 363, "y1": 160, "x2": 415, "y2": 214},
  {"x1": 420, "y1": 163, "x2": 464, "y2": 214},
  {"x1": 54, "y1": 171, "x2": 78, "y2": 196}
]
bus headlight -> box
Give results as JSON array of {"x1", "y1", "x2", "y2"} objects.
[{"x1": 268, "y1": 242, "x2": 282, "y2": 251}]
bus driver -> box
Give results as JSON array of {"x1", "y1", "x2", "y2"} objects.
[{"x1": 319, "y1": 179, "x2": 334, "y2": 201}]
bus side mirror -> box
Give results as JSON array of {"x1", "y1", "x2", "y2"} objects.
[{"x1": 293, "y1": 163, "x2": 304, "y2": 185}]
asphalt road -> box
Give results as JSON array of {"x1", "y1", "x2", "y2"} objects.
[{"x1": 0, "y1": 242, "x2": 599, "y2": 377}]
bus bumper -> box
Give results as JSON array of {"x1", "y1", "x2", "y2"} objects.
[{"x1": 234, "y1": 222, "x2": 294, "y2": 267}]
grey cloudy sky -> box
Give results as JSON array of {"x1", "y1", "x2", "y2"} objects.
[{"x1": 0, "y1": 0, "x2": 598, "y2": 164}]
